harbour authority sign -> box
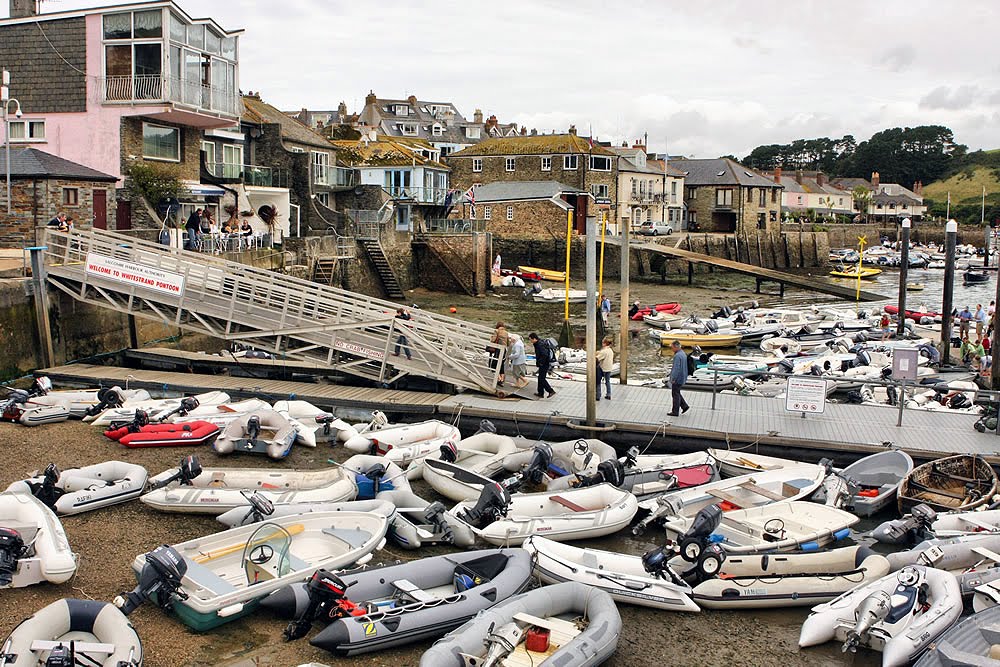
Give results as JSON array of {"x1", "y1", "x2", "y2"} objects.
[
  {"x1": 784, "y1": 376, "x2": 827, "y2": 414},
  {"x1": 85, "y1": 253, "x2": 186, "y2": 296}
]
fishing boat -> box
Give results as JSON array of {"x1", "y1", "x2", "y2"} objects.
[
  {"x1": 799, "y1": 565, "x2": 961, "y2": 667},
  {"x1": 0, "y1": 599, "x2": 142, "y2": 667},
  {"x1": 531, "y1": 288, "x2": 587, "y2": 304},
  {"x1": 264, "y1": 549, "x2": 533, "y2": 656},
  {"x1": 418, "y1": 581, "x2": 621, "y2": 667},
  {"x1": 0, "y1": 490, "x2": 77, "y2": 588},
  {"x1": 914, "y1": 604, "x2": 1000, "y2": 666},
  {"x1": 517, "y1": 265, "x2": 566, "y2": 282},
  {"x1": 119, "y1": 511, "x2": 388, "y2": 631},
  {"x1": 897, "y1": 454, "x2": 998, "y2": 514},
  {"x1": 7, "y1": 461, "x2": 148, "y2": 515},
  {"x1": 523, "y1": 536, "x2": 698, "y2": 612},
  {"x1": 649, "y1": 329, "x2": 743, "y2": 348},
  {"x1": 813, "y1": 450, "x2": 914, "y2": 517},
  {"x1": 830, "y1": 266, "x2": 882, "y2": 280},
  {"x1": 691, "y1": 546, "x2": 891, "y2": 610}
]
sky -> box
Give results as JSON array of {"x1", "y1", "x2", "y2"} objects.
[{"x1": 6, "y1": 0, "x2": 1000, "y2": 158}]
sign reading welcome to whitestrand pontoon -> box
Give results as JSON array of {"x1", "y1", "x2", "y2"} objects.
[
  {"x1": 85, "y1": 253, "x2": 186, "y2": 296},
  {"x1": 784, "y1": 376, "x2": 827, "y2": 414}
]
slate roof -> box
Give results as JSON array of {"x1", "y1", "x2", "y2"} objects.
[
  {"x1": 242, "y1": 96, "x2": 335, "y2": 150},
  {"x1": 330, "y1": 136, "x2": 448, "y2": 169},
  {"x1": 830, "y1": 177, "x2": 874, "y2": 191},
  {"x1": 646, "y1": 158, "x2": 687, "y2": 178},
  {"x1": 0, "y1": 147, "x2": 117, "y2": 181},
  {"x1": 450, "y1": 134, "x2": 615, "y2": 158},
  {"x1": 777, "y1": 175, "x2": 851, "y2": 196},
  {"x1": 669, "y1": 158, "x2": 780, "y2": 188},
  {"x1": 467, "y1": 181, "x2": 582, "y2": 203},
  {"x1": 356, "y1": 94, "x2": 519, "y2": 146}
]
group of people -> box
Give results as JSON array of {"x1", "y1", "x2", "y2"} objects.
[
  {"x1": 184, "y1": 208, "x2": 254, "y2": 251},
  {"x1": 46, "y1": 212, "x2": 75, "y2": 232},
  {"x1": 957, "y1": 302, "x2": 995, "y2": 376}
]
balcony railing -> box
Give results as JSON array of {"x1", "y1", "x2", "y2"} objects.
[
  {"x1": 314, "y1": 166, "x2": 355, "y2": 188},
  {"x1": 385, "y1": 186, "x2": 451, "y2": 205},
  {"x1": 100, "y1": 74, "x2": 239, "y2": 117},
  {"x1": 419, "y1": 218, "x2": 487, "y2": 234},
  {"x1": 629, "y1": 192, "x2": 661, "y2": 203},
  {"x1": 205, "y1": 162, "x2": 290, "y2": 188}
]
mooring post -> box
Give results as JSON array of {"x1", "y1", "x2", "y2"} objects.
[
  {"x1": 711, "y1": 369, "x2": 718, "y2": 410},
  {"x1": 127, "y1": 315, "x2": 139, "y2": 349},
  {"x1": 896, "y1": 218, "x2": 911, "y2": 337},
  {"x1": 941, "y1": 219, "x2": 957, "y2": 365},
  {"x1": 27, "y1": 246, "x2": 55, "y2": 369},
  {"x1": 619, "y1": 221, "x2": 630, "y2": 386},
  {"x1": 586, "y1": 214, "x2": 597, "y2": 427},
  {"x1": 896, "y1": 379, "x2": 906, "y2": 427},
  {"x1": 687, "y1": 261, "x2": 693, "y2": 285}
]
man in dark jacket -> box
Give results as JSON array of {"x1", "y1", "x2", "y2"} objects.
[
  {"x1": 528, "y1": 332, "x2": 555, "y2": 398},
  {"x1": 668, "y1": 340, "x2": 689, "y2": 416},
  {"x1": 185, "y1": 208, "x2": 203, "y2": 250}
]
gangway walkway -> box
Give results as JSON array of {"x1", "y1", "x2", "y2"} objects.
[
  {"x1": 608, "y1": 236, "x2": 885, "y2": 302},
  {"x1": 41, "y1": 229, "x2": 501, "y2": 394}
]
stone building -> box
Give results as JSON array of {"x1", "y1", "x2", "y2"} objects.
[
  {"x1": 448, "y1": 127, "x2": 618, "y2": 234},
  {"x1": 468, "y1": 181, "x2": 581, "y2": 239},
  {"x1": 670, "y1": 157, "x2": 783, "y2": 234},
  {"x1": 0, "y1": 147, "x2": 118, "y2": 245}
]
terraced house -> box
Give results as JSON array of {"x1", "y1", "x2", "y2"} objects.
[
  {"x1": 670, "y1": 157, "x2": 783, "y2": 234},
  {"x1": 448, "y1": 127, "x2": 618, "y2": 235}
]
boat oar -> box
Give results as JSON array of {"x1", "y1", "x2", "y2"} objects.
[{"x1": 193, "y1": 523, "x2": 305, "y2": 564}]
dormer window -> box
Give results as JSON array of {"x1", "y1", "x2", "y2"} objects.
[
  {"x1": 466, "y1": 126, "x2": 481, "y2": 139},
  {"x1": 394, "y1": 105, "x2": 408, "y2": 116},
  {"x1": 432, "y1": 124, "x2": 443, "y2": 137},
  {"x1": 399, "y1": 123, "x2": 418, "y2": 136}
]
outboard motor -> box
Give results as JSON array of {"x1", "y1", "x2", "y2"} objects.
[
  {"x1": 0, "y1": 527, "x2": 27, "y2": 586},
  {"x1": 284, "y1": 569, "x2": 366, "y2": 641},
  {"x1": 85, "y1": 386, "x2": 127, "y2": 417},
  {"x1": 620, "y1": 446, "x2": 639, "y2": 470},
  {"x1": 870, "y1": 503, "x2": 937, "y2": 545},
  {"x1": 460, "y1": 482, "x2": 512, "y2": 529},
  {"x1": 853, "y1": 332, "x2": 869, "y2": 344},
  {"x1": 115, "y1": 545, "x2": 188, "y2": 615},
  {"x1": 363, "y1": 462, "x2": 388, "y2": 494},
  {"x1": 842, "y1": 590, "x2": 892, "y2": 654},
  {"x1": 43, "y1": 643, "x2": 73, "y2": 667},
  {"x1": 575, "y1": 459, "x2": 626, "y2": 489},
  {"x1": 155, "y1": 396, "x2": 200, "y2": 423},
  {"x1": 853, "y1": 350, "x2": 872, "y2": 368},
  {"x1": 110, "y1": 409, "x2": 150, "y2": 434},
  {"x1": 245, "y1": 415, "x2": 262, "y2": 443},
  {"x1": 776, "y1": 359, "x2": 794, "y2": 375},
  {"x1": 423, "y1": 501, "x2": 454, "y2": 544},
  {"x1": 147, "y1": 456, "x2": 203, "y2": 491},
  {"x1": 239, "y1": 490, "x2": 275, "y2": 525},
  {"x1": 30, "y1": 376, "x2": 52, "y2": 397},
  {"x1": 949, "y1": 393, "x2": 971, "y2": 410},
  {"x1": 704, "y1": 320, "x2": 719, "y2": 333},
  {"x1": 476, "y1": 419, "x2": 497, "y2": 434},
  {"x1": 886, "y1": 383, "x2": 898, "y2": 406},
  {"x1": 438, "y1": 441, "x2": 458, "y2": 464},
  {"x1": 677, "y1": 503, "x2": 724, "y2": 565},
  {"x1": 31, "y1": 463, "x2": 64, "y2": 510},
  {"x1": 523, "y1": 443, "x2": 553, "y2": 485}
]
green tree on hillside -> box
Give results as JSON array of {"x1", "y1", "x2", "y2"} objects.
[{"x1": 841, "y1": 126, "x2": 966, "y2": 185}]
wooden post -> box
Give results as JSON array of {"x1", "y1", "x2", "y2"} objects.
[
  {"x1": 941, "y1": 220, "x2": 957, "y2": 365},
  {"x1": 619, "y1": 220, "x2": 629, "y2": 386},
  {"x1": 687, "y1": 261, "x2": 693, "y2": 285},
  {"x1": 28, "y1": 247, "x2": 55, "y2": 368},
  {"x1": 896, "y1": 219, "x2": 911, "y2": 337},
  {"x1": 586, "y1": 214, "x2": 597, "y2": 426},
  {"x1": 127, "y1": 315, "x2": 139, "y2": 350}
]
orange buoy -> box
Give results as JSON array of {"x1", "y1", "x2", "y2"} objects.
[{"x1": 449, "y1": 307, "x2": 457, "y2": 313}]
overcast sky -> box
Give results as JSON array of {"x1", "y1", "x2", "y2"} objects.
[{"x1": 9, "y1": 0, "x2": 999, "y2": 157}]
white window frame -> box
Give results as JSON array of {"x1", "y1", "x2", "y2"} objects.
[
  {"x1": 466, "y1": 126, "x2": 481, "y2": 139},
  {"x1": 505, "y1": 157, "x2": 516, "y2": 172},
  {"x1": 399, "y1": 123, "x2": 418, "y2": 136},
  {"x1": 540, "y1": 156, "x2": 552, "y2": 171},
  {"x1": 8, "y1": 119, "x2": 46, "y2": 143},
  {"x1": 289, "y1": 146, "x2": 305, "y2": 154},
  {"x1": 484, "y1": 205, "x2": 492, "y2": 221},
  {"x1": 201, "y1": 140, "x2": 215, "y2": 167},
  {"x1": 394, "y1": 104, "x2": 408, "y2": 116},
  {"x1": 506, "y1": 205, "x2": 514, "y2": 221},
  {"x1": 432, "y1": 124, "x2": 443, "y2": 137},
  {"x1": 222, "y1": 144, "x2": 243, "y2": 179},
  {"x1": 591, "y1": 184, "x2": 609, "y2": 198},
  {"x1": 141, "y1": 122, "x2": 180, "y2": 162},
  {"x1": 563, "y1": 155, "x2": 579, "y2": 170},
  {"x1": 312, "y1": 151, "x2": 330, "y2": 186},
  {"x1": 316, "y1": 192, "x2": 329, "y2": 207},
  {"x1": 589, "y1": 156, "x2": 611, "y2": 171},
  {"x1": 472, "y1": 158, "x2": 483, "y2": 173}
]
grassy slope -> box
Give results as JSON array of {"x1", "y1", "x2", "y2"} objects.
[{"x1": 923, "y1": 165, "x2": 1000, "y2": 203}]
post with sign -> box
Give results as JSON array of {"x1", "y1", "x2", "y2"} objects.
[
  {"x1": 893, "y1": 347, "x2": 919, "y2": 427},
  {"x1": 785, "y1": 376, "x2": 828, "y2": 418}
]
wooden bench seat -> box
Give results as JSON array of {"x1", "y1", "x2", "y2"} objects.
[{"x1": 550, "y1": 496, "x2": 588, "y2": 512}]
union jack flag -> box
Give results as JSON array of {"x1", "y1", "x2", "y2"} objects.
[{"x1": 465, "y1": 185, "x2": 477, "y2": 217}]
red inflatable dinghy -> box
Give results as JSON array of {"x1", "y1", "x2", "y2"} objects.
[
  {"x1": 630, "y1": 302, "x2": 682, "y2": 320},
  {"x1": 106, "y1": 421, "x2": 221, "y2": 448}
]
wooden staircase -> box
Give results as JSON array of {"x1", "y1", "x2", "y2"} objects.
[
  {"x1": 360, "y1": 238, "x2": 404, "y2": 299},
  {"x1": 311, "y1": 258, "x2": 340, "y2": 286}
]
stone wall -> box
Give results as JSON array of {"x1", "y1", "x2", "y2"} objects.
[
  {"x1": 0, "y1": 17, "x2": 87, "y2": 114},
  {"x1": 0, "y1": 178, "x2": 115, "y2": 247},
  {"x1": 478, "y1": 200, "x2": 571, "y2": 239},
  {"x1": 414, "y1": 232, "x2": 490, "y2": 294}
]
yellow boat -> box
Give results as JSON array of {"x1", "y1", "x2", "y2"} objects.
[
  {"x1": 653, "y1": 330, "x2": 743, "y2": 348},
  {"x1": 517, "y1": 265, "x2": 567, "y2": 282},
  {"x1": 906, "y1": 282, "x2": 925, "y2": 291},
  {"x1": 829, "y1": 267, "x2": 882, "y2": 280}
]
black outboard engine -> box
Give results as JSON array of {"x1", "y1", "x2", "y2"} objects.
[
  {"x1": 621, "y1": 446, "x2": 639, "y2": 470},
  {"x1": 284, "y1": 569, "x2": 358, "y2": 640},
  {"x1": 85, "y1": 386, "x2": 127, "y2": 417},
  {"x1": 0, "y1": 527, "x2": 27, "y2": 586},
  {"x1": 44, "y1": 643, "x2": 73, "y2": 667},
  {"x1": 110, "y1": 409, "x2": 150, "y2": 434},
  {"x1": 423, "y1": 501, "x2": 454, "y2": 544},
  {"x1": 677, "y1": 503, "x2": 724, "y2": 566},
  {"x1": 31, "y1": 464, "x2": 64, "y2": 510},
  {"x1": 576, "y1": 459, "x2": 626, "y2": 489},
  {"x1": 155, "y1": 396, "x2": 200, "y2": 423},
  {"x1": 363, "y1": 462, "x2": 388, "y2": 494},
  {"x1": 115, "y1": 545, "x2": 188, "y2": 615},
  {"x1": 845, "y1": 389, "x2": 864, "y2": 404},
  {"x1": 523, "y1": 443, "x2": 553, "y2": 485},
  {"x1": 438, "y1": 441, "x2": 458, "y2": 464},
  {"x1": 239, "y1": 490, "x2": 275, "y2": 525},
  {"x1": 460, "y1": 482, "x2": 512, "y2": 529},
  {"x1": 704, "y1": 320, "x2": 719, "y2": 334},
  {"x1": 245, "y1": 415, "x2": 262, "y2": 442},
  {"x1": 949, "y1": 393, "x2": 972, "y2": 410},
  {"x1": 874, "y1": 503, "x2": 938, "y2": 546},
  {"x1": 853, "y1": 350, "x2": 872, "y2": 368},
  {"x1": 29, "y1": 376, "x2": 52, "y2": 397},
  {"x1": 147, "y1": 456, "x2": 203, "y2": 491},
  {"x1": 886, "y1": 384, "x2": 898, "y2": 406},
  {"x1": 776, "y1": 359, "x2": 794, "y2": 375},
  {"x1": 853, "y1": 332, "x2": 869, "y2": 344}
]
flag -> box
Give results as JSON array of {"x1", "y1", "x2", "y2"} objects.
[{"x1": 464, "y1": 185, "x2": 476, "y2": 217}]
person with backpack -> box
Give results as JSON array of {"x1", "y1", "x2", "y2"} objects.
[
  {"x1": 668, "y1": 339, "x2": 690, "y2": 416},
  {"x1": 527, "y1": 332, "x2": 556, "y2": 398}
]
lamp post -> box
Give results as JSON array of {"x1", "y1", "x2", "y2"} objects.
[{"x1": 2, "y1": 70, "x2": 24, "y2": 215}]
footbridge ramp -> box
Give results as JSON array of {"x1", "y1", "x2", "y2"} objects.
[{"x1": 41, "y1": 229, "x2": 500, "y2": 393}]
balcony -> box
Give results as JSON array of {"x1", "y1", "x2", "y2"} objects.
[
  {"x1": 101, "y1": 74, "x2": 239, "y2": 118},
  {"x1": 205, "y1": 162, "x2": 290, "y2": 188},
  {"x1": 418, "y1": 219, "x2": 487, "y2": 234},
  {"x1": 629, "y1": 192, "x2": 661, "y2": 204},
  {"x1": 384, "y1": 186, "x2": 451, "y2": 205},
  {"x1": 313, "y1": 166, "x2": 356, "y2": 188}
]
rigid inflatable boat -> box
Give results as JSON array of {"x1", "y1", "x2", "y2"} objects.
[
  {"x1": 0, "y1": 490, "x2": 77, "y2": 588},
  {"x1": 7, "y1": 461, "x2": 147, "y2": 515},
  {"x1": 213, "y1": 410, "x2": 298, "y2": 460}
]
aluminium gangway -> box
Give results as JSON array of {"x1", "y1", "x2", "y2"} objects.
[{"x1": 41, "y1": 228, "x2": 501, "y2": 394}]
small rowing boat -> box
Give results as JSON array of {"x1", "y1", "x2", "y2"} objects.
[{"x1": 517, "y1": 266, "x2": 566, "y2": 282}]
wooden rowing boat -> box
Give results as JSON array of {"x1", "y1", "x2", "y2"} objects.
[
  {"x1": 517, "y1": 265, "x2": 566, "y2": 282},
  {"x1": 898, "y1": 454, "x2": 998, "y2": 514}
]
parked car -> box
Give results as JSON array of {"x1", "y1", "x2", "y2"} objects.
[{"x1": 637, "y1": 220, "x2": 674, "y2": 236}]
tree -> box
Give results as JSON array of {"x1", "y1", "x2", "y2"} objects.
[
  {"x1": 124, "y1": 161, "x2": 187, "y2": 226},
  {"x1": 852, "y1": 186, "x2": 872, "y2": 221},
  {"x1": 843, "y1": 125, "x2": 966, "y2": 185}
]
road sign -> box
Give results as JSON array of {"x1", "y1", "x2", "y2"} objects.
[
  {"x1": 785, "y1": 376, "x2": 827, "y2": 414},
  {"x1": 892, "y1": 348, "x2": 919, "y2": 381}
]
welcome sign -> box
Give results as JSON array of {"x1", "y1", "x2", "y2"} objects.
[{"x1": 85, "y1": 253, "x2": 186, "y2": 296}]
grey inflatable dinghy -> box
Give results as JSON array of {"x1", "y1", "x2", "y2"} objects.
[
  {"x1": 914, "y1": 603, "x2": 1000, "y2": 666},
  {"x1": 0, "y1": 598, "x2": 141, "y2": 666},
  {"x1": 263, "y1": 548, "x2": 532, "y2": 655},
  {"x1": 419, "y1": 581, "x2": 620, "y2": 666}
]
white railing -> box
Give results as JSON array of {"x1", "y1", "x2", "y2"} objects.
[
  {"x1": 100, "y1": 75, "x2": 238, "y2": 117},
  {"x1": 102, "y1": 74, "x2": 163, "y2": 102}
]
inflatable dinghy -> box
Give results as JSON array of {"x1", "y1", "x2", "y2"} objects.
[
  {"x1": 85, "y1": 391, "x2": 230, "y2": 426},
  {"x1": 105, "y1": 420, "x2": 221, "y2": 448},
  {"x1": 215, "y1": 496, "x2": 397, "y2": 528},
  {"x1": 0, "y1": 490, "x2": 77, "y2": 588},
  {"x1": 7, "y1": 461, "x2": 147, "y2": 515},
  {"x1": 343, "y1": 419, "x2": 461, "y2": 468},
  {"x1": 419, "y1": 581, "x2": 621, "y2": 667},
  {"x1": 914, "y1": 603, "x2": 1000, "y2": 666},
  {"x1": 213, "y1": 410, "x2": 297, "y2": 460},
  {"x1": 0, "y1": 598, "x2": 141, "y2": 667}
]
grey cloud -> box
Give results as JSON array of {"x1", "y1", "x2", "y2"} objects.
[
  {"x1": 919, "y1": 85, "x2": 981, "y2": 110},
  {"x1": 880, "y1": 45, "x2": 916, "y2": 72},
  {"x1": 988, "y1": 90, "x2": 1000, "y2": 105}
]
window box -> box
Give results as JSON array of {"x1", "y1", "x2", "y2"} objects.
[{"x1": 142, "y1": 122, "x2": 180, "y2": 161}]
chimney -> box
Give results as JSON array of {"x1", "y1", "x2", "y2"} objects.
[
  {"x1": 632, "y1": 140, "x2": 646, "y2": 151},
  {"x1": 9, "y1": 0, "x2": 37, "y2": 18},
  {"x1": 795, "y1": 170, "x2": 803, "y2": 185},
  {"x1": 520, "y1": 126, "x2": 527, "y2": 136},
  {"x1": 473, "y1": 108, "x2": 483, "y2": 124},
  {"x1": 568, "y1": 125, "x2": 577, "y2": 136},
  {"x1": 365, "y1": 90, "x2": 377, "y2": 106},
  {"x1": 913, "y1": 180, "x2": 923, "y2": 196},
  {"x1": 871, "y1": 171, "x2": 880, "y2": 188},
  {"x1": 530, "y1": 128, "x2": 537, "y2": 136},
  {"x1": 299, "y1": 108, "x2": 309, "y2": 122},
  {"x1": 817, "y1": 172, "x2": 826, "y2": 186},
  {"x1": 337, "y1": 101, "x2": 347, "y2": 121},
  {"x1": 486, "y1": 115, "x2": 498, "y2": 131},
  {"x1": 407, "y1": 95, "x2": 417, "y2": 106},
  {"x1": 773, "y1": 167, "x2": 782, "y2": 184}
]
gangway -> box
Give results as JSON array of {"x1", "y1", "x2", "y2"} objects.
[{"x1": 40, "y1": 229, "x2": 501, "y2": 394}]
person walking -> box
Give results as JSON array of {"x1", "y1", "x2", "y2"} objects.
[
  {"x1": 600, "y1": 294, "x2": 612, "y2": 328},
  {"x1": 507, "y1": 333, "x2": 529, "y2": 390},
  {"x1": 489, "y1": 321, "x2": 510, "y2": 387},
  {"x1": 392, "y1": 307, "x2": 412, "y2": 360},
  {"x1": 975, "y1": 304, "x2": 987, "y2": 340},
  {"x1": 668, "y1": 340, "x2": 689, "y2": 416},
  {"x1": 528, "y1": 333, "x2": 555, "y2": 398},
  {"x1": 959, "y1": 306, "x2": 973, "y2": 339},
  {"x1": 595, "y1": 337, "x2": 614, "y2": 401},
  {"x1": 185, "y1": 208, "x2": 203, "y2": 251}
]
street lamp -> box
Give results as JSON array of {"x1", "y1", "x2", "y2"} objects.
[{"x1": 2, "y1": 70, "x2": 24, "y2": 215}]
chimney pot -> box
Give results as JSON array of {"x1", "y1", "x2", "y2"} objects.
[
  {"x1": 407, "y1": 95, "x2": 417, "y2": 106},
  {"x1": 568, "y1": 125, "x2": 577, "y2": 136},
  {"x1": 774, "y1": 167, "x2": 782, "y2": 183},
  {"x1": 871, "y1": 171, "x2": 880, "y2": 188},
  {"x1": 473, "y1": 108, "x2": 483, "y2": 124},
  {"x1": 365, "y1": 91, "x2": 377, "y2": 105}
]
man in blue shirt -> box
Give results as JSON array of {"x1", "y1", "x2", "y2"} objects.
[
  {"x1": 600, "y1": 294, "x2": 612, "y2": 327},
  {"x1": 668, "y1": 340, "x2": 690, "y2": 416},
  {"x1": 959, "y1": 306, "x2": 973, "y2": 339}
]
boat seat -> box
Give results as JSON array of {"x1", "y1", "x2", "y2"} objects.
[
  {"x1": 550, "y1": 496, "x2": 588, "y2": 512},
  {"x1": 972, "y1": 546, "x2": 1000, "y2": 564},
  {"x1": 322, "y1": 527, "x2": 372, "y2": 549},
  {"x1": 738, "y1": 482, "x2": 784, "y2": 501},
  {"x1": 392, "y1": 578, "x2": 436, "y2": 604},
  {"x1": 706, "y1": 489, "x2": 745, "y2": 508},
  {"x1": 183, "y1": 557, "x2": 238, "y2": 595}
]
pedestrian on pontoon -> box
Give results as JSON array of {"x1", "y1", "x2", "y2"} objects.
[{"x1": 668, "y1": 340, "x2": 690, "y2": 416}]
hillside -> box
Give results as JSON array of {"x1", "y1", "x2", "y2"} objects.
[{"x1": 923, "y1": 165, "x2": 1000, "y2": 203}]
